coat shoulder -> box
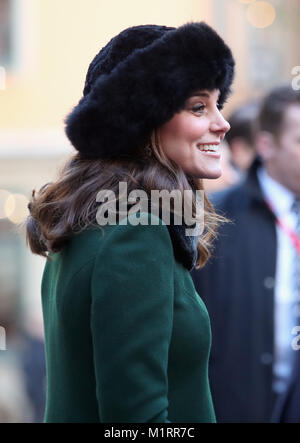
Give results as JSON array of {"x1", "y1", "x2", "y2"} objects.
[{"x1": 93, "y1": 211, "x2": 174, "y2": 268}]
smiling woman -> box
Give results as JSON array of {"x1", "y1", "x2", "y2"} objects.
[
  {"x1": 25, "y1": 22, "x2": 235, "y2": 423},
  {"x1": 159, "y1": 89, "x2": 230, "y2": 179}
]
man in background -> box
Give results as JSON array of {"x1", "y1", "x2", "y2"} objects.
[
  {"x1": 203, "y1": 101, "x2": 259, "y2": 193},
  {"x1": 192, "y1": 85, "x2": 300, "y2": 422},
  {"x1": 226, "y1": 101, "x2": 260, "y2": 175}
]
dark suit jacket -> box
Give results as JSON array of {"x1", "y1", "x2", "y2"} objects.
[
  {"x1": 192, "y1": 157, "x2": 280, "y2": 422},
  {"x1": 271, "y1": 342, "x2": 300, "y2": 422}
]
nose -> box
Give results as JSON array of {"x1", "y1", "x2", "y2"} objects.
[{"x1": 210, "y1": 110, "x2": 231, "y2": 138}]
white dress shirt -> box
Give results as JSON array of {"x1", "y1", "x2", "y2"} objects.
[{"x1": 257, "y1": 166, "x2": 298, "y2": 394}]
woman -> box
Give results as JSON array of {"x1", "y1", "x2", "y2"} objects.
[{"x1": 26, "y1": 22, "x2": 235, "y2": 423}]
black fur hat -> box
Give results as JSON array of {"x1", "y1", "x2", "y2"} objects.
[{"x1": 64, "y1": 21, "x2": 235, "y2": 160}]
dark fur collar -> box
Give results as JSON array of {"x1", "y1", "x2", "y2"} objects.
[
  {"x1": 166, "y1": 222, "x2": 199, "y2": 271},
  {"x1": 143, "y1": 200, "x2": 199, "y2": 271}
]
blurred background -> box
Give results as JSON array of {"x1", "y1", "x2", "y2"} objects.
[{"x1": 0, "y1": 0, "x2": 299, "y2": 422}]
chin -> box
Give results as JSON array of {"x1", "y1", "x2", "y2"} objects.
[{"x1": 191, "y1": 169, "x2": 222, "y2": 179}]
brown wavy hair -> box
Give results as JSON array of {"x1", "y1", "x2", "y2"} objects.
[{"x1": 25, "y1": 129, "x2": 228, "y2": 269}]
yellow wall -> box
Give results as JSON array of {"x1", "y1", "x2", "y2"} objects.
[
  {"x1": 1, "y1": 0, "x2": 213, "y2": 130},
  {"x1": 1, "y1": 0, "x2": 298, "y2": 134}
]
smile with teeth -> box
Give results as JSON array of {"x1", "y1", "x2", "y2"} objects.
[{"x1": 197, "y1": 144, "x2": 220, "y2": 152}]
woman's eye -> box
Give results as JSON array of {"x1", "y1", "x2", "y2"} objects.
[
  {"x1": 192, "y1": 104, "x2": 205, "y2": 113},
  {"x1": 191, "y1": 103, "x2": 223, "y2": 113}
]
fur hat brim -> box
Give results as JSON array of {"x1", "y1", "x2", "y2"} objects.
[{"x1": 65, "y1": 22, "x2": 235, "y2": 159}]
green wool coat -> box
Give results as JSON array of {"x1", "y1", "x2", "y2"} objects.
[{"x1": 41, "y1": 212, "x2": 216, "y2": 423}]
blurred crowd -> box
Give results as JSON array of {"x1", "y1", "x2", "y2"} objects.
[
  {"x1": 1, "y1": 83, "x2": 300, "y2": 422},
  {"x1": 0, "y1": 289, "x2": 46, "y2": 422},
  {"x1": 0, "y1": 0, "x2": 299, "y2": 425}
]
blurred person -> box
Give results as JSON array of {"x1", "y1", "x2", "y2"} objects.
[
  {"x1": 0, "y1": 294, "x2": 34, "y2": 423},
  {"x1": 191, "y1": 85, "x2": 300, "y2": 422},
  {"x1": 271, "y1": 343, "x2": 300, "y2": 423},
  {"x1": 0, "y1": 361, "x2": 34, "y2": 423},
  {"x1": 21, "y1": 327, "x2": 46, "y2": 423},
  {"x1": 225, "y1": 101, "x2": 260, "y2": 175},
  {"x1": 25, "y1": 23, "x2": 235, "y2": 423},
  {"x1": 204, "y1": 101, "x2": 260, "y2": 194}
]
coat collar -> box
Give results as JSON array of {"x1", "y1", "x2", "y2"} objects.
[
  {"x1": 144, "y1": 198, "x2": 199, "y2": 271},
  {"x1": 166, "y1": 221, "x2": 199, "y2": 271}
]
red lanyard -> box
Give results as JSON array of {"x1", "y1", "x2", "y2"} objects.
[{"x1": 265, "y1": 198, "x2": 300, "y2": 257}]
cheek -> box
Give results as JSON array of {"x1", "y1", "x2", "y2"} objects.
[
  {"x1": 160, "y1": 114, "x2": 208, "y2": 151},
  {"x1": 278, "y1": 137, "x2": 300, "y2": 162}
]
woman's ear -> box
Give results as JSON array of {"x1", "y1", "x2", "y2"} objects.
[{"x1": 255, "y1": 131, "x2": 277, "y2": 162}]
